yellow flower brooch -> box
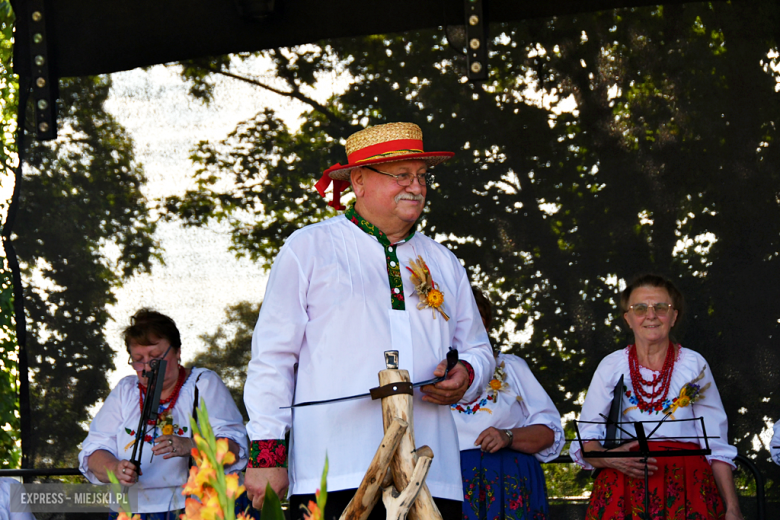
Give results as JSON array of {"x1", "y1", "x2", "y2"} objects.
[
  {"x1": 406, "y1": 255, "x2": 450, "y2": 320},
  {"x1": 488, "y1": 361, "x2": 511, "y2": 397},
  {"x1": 662, "y1": 365, "x2": 711, "y2": 419}
]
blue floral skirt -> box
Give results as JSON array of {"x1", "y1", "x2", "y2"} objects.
[{"x1": 461, "y1": 448, "x2": 549, "y2": 520}]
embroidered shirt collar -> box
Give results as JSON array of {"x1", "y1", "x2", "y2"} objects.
[
  {"x1": 345, "y1": 203, "x2": 412, "y2": 311},
  {"x1": 345, "y1": 203, "x2": 416, "y2": 246}
]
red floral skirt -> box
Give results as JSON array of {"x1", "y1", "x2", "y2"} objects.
[{"x1": 585, "y1": 441, "x2": 725, "y2": 520}]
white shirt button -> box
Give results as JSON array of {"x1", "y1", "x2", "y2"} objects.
[
  {"x1": 390, "y1": 261, "x2": 397, "y2": 267},
  {"x1": 393, "y1": 288, "x2": 400, "y2": 294},
  {"x1": 388, "y1": 246, "x2": 393, "y2": 252}
]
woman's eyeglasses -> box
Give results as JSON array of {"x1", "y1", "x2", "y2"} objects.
[
  {"x1": 127, "y1": 344, "x2": 172, "y2": 370},
  {"x1": 365, "y1": 166, "x2": 431, "y2": 186},
  {"x1": 628, "y1": 303, "x2": 673, "y2": 317}
]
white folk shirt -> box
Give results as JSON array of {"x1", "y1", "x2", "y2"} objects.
[
  {"x1": 570, "y1": 346, "x2": 737, "y2": 470},
  {"x1": 451, "y1": 353, "x2": 564, "y2": 461},
  {"x1": 79, "y1": 368, "x2": 248, "y2": 512},
  {"x1": 245, "y1": 214, "x2": 495, "y2": 500},
  {"x1": 0, "y1": 478, "x2": 36, "y2": 520}
]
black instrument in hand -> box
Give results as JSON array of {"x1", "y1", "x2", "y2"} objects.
[
  {"x1": 128, "y1": 358, "x2": 167, "y2": 475},
  {"x1": 282, "y1": 348, "x2": 459, "y2": 409}
]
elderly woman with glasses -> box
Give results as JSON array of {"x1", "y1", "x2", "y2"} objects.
[
  {"x1": 78, "y1": 309, "x2": 248, "y2": 520},
  {"x1": 571, "y1": 274, "x2": 743, "y2": 520}
]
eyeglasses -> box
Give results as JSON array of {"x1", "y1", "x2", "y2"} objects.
[
  {"x1": 365, "y1": 166, "x2": 431, "y2": 187},
  {"x1": 128, "y1": 344, "x2": 173, "y2": 370},
  {"x1": 628, "y1": 303, "x2": 673, "y2": 317}
]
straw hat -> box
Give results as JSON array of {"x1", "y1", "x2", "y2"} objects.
[
  {"x1": 315, "y1": 122, "x2": 454, "y2": 209},
  {"x1": 323, "y1": 122, "x2": 454, "y2": 180}
]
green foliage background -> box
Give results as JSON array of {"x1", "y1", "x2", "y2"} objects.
[
  {"x1": 188, "y1": 301, "x2": 261, "y2": 422},
  {"x1": 0, "y1": 0, "x2": 20, "y2": 469}
]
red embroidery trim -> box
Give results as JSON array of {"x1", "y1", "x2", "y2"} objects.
[
  {"x1": 248, "y1": 439, "x2": 288, "y2": 468},
  {"x1": 628, "y1": 341, "x2": 676, "y2": 413},
  {"x1": 461, "y1": 360, "x2": 475, "y2": 387}
]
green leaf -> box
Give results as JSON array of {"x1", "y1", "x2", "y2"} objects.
[
  {"x1": 317, "y1": 454, "x2": 328, "y2": 514},
  {"x1": 260, "y1": 483, "x2": 285, "y2": 520},
  {"x1": 105, "y1": 470, "x2": 133, "y2": 516}
]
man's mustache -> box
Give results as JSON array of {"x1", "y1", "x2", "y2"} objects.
[{"x1": 395, "y1": 193, "x2": 425, "y2": 203}]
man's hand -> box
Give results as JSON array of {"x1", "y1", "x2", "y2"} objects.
[
  {"x1": 245, "y1": 467, "x2": 289, "y2": 510},
  {"x1": 421, "y1": 360, "x2": 469, "y2": 405}
]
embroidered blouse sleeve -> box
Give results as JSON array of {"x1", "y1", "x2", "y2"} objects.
[
  {"x1": 244, "y1": 240, "x2": 308, "y2": 460},
  {"x1": 502, "y1": 355, "x2": 564, "y2": 462},
  {"x1": 78, "y1": 380, "x2": 128, "y2": 484},
  {"x1": 688, "y1": 354, "x2": 737, "y2": 468},
  {"x1": 197, "y1": 370, "x2": 249, "y2": 473},
  {"x1": 570, "y1": 353, "x2": 622, "y2": 470},
  {"x1": 771, "y1": 419, "x2": 780, "y2": 466}
]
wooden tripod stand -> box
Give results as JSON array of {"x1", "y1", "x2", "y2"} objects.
[{"x1": 339, "y1": 353, "x2": 443, "y2": 520}]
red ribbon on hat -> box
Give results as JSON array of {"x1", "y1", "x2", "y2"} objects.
[
  {"x1": 348, "y1": 138, "x2": 424, "y2": 163},
  {"x1": 315, "y1": 169, "x2": 349, "y2": 210}
]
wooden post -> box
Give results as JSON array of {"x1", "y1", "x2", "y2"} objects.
[
  {"x1": 378, "y1": 368, "x2": 443, "y2": 520},
  {"x1": 339, "y1": 418, "x2": 409, "y2": 520},
  {"x1": 382, "y1": 451, "x2": 434, "y2": 520}
]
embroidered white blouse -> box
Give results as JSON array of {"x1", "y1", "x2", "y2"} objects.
[
  {"x1": 78, "y1": 368, "x2": 248, "y2": 513},
  {"x1": 451, "y1": 353, "x2": 564, "y2": 462},
  {"x1": 570, "y1": 346, "x2": 736, "y2": 470},
  {"x1": 770, "y1": 420, "x2": 780, "y2": 465},
  {"x1": 245, "y1": 214, "x2": 495, "y2": 501}
]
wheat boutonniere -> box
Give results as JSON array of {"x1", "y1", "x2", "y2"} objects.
[{"x1": 406, "y1": 255, "x2": 450, "y2": 321}]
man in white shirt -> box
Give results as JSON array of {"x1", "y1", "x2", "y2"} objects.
[{"x1": 244, "y1": 122, "x2": 495, "y2": 519}]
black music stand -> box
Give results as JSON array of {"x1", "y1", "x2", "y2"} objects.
[{"x1": 573, "y1": 414, "x2": 717, "y2": 520}]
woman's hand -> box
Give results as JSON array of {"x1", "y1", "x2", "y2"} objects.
[
  {"x1": 474, "y1": 427, "x2": 512, "y2": 453},
  {"x1": 600, "y1": 440, "x2": 658, "y2": 479},
  {"x1": 87, "y1": 450, "x2": 141, "y2": 485},
  {"x1": 711, "y1": 460, "x2": 744, "y2": 520},
  {"x1": 152, "y1": 435, "x2": 194, "y2": 459},
  {"x1": 113, "y1": 459, "x2": 141, "y2": 486}
]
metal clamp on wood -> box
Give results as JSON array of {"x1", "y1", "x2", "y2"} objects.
[{"x1": 369, "y1": 382, "x2": 413, "y2": 400}]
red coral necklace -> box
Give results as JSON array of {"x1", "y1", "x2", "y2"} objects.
[
  {"x1": 628, "y1": 341, "x2": 676, "y2": 412},
  {"x1": 138, "y1": 365, "x2": 187, "y2": 425}
]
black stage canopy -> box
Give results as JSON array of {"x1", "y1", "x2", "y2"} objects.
[{"x1": 12, "y1": 0, "x2": 691, "y2": 78}]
